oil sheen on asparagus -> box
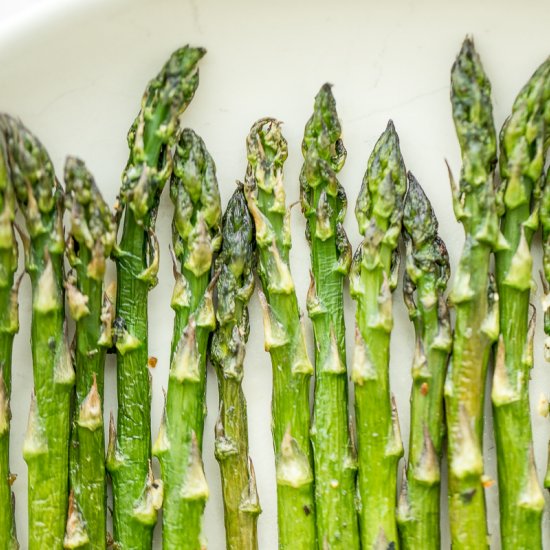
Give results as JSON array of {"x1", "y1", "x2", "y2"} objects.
[
  {"x1": 154, "y1": 129, "x2": 221, "y2": 549},
  {"x1": 211, "y1": 186, "x2": 260, "y2": 550},
  {"x1": 397, "y1": 173, "x2": 451, "y2": 549},
  {"x1": 350, "y1": 120, "x2": 406, "y2": 549},
  {"x1": 245, "y1": 118, "x2": 316, "y2": 549},
  {"x1": 1, "y1": 115, "x2": 73, "y2": 549},
  {"x1": 107, "y1": 46, "x2": 205, "y2": 549},
  {"x1": 64, "y1": 157, "x2": 116, "y2": 549},
  {"x1": 445, "y1": 38, "x2": 499, "y2": 549},
  {"x1": 300, "y1": 84, "x2": 358, "y2": 548}
]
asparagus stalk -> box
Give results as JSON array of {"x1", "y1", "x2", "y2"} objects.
[
  {"x1": 107, "y1": 46, "x2": 205, "y2": 549},
  {"x1": 300, "y1": 84, "x2": 358, "y2": 548},
  {"x1": 534, "y1": 68, "x2": 550, "y2": 494},
  {"x1": 540, "y1": 166, "x2": 550, "y2": 493},
  {"x1": 244, "y1": 118, "x2": 316, "y2": 549},
  {"x1": 350, "y1": 120, "x2": 406, "y2": 549},
  {"x1": 0, "y1": 115, "x2": 73, "y2": 549},
  {"x1": 153, "y1": 128, "x2": 221, "y2": 549},
  {"x1": 63, "y1": 157, "x2": 116, "y2": 549},
  {"x1": 493, "y1": 58, "x2": 550, "y2": 549},
  {"x1": 445, "y1": 38, "x2": 499, "y2": 549},
  {"x1": 397, "y1": 173, "x2": 451, "y2": 549},
  {"x1": 211, "y1": 186, "x2": 260, "y2": 550},
  {"x1": 0, "y1": 127, "x2": 20, "y2": 550}
]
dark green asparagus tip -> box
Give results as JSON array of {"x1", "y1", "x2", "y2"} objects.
[
  {"x1": 219, "y1": 185, "x2": 254, "y2": 280},
  {"x1": 355, "y1": 120, "x2": 406, "y2": 236},
  {"x1": 0, "y1": 114, "x2": 63, "y2": 243},
  {"x1": 246, "y1": 118, "x2": 288, "y2": 171},
  {"x1": 403, "y1": 172, "x2": 450, "y2": 286},
  {"x1": 302, "y1": 83, "x2": 346, "y2": 170},
  {"x1": 499, "y1": 56, "x2": 550, "y2": 210},
  {"x1": 212, "y1": 185, "x2": 255, "y2": 341},
  {"x1": 121, "y1": 46, "x2": 206, "y2": 225},
  {"x1": 171, "y1": 128, "x2": 221, "y2": 274},
  {"x1": 131, "y1": 45, "x2": 206, "y2": 163},
  {"x1": 451, "y1": 37, "x2": 497, "y2": 184},
  {"x1": 64, "y1": 156, "x2": 116, "y2": 278},
  {"x1": 403, "y1": 172, "x2": 438, "y2": 248}
]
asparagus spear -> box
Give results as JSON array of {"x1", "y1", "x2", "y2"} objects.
[
  {"x1": 350, "y1": 120, "x2": 406, "y2": 549},
  {"x1": 211, "y1": 186, "x2": 260, "y2": 550},
  {"x1": 0, "y1": 127, "x2": 20, "y2": 550},
  {"x1": 533, "y1": 68, "x2": 550, "y2": 495},
  {"x1": 0, "y1": 115, "x2": 72, "y2": 549},
  {"x1": 539, "y1": 165, "x2": 550, "y2": 493},
  {"x1": 397, "y1": 173, "x2": 451, "y2": 549},
  {"x1": 493, "y1": 58, "x2": 550, "y2": 550},
  {"x1": 153, "y1": 128, "x2": 221, "y2": 549},
  {"x1": 244, "y1": 118, "x2": 316, "y2": 549},
  {"x1": 63, "y1": 157, "x2": 116, "y2": 549},
  {"x1": 107, "y1": 46, "x2": 205, "y2": 549},
  {"x1": 445, "y1": 38, "x2": 499, "y2": 549},
  {"x1": 300, "y1": 84, "x2": 358, "y2": 548}
]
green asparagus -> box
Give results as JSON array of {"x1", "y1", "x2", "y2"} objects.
[
  {"x1": 540, "y1": 167, "x2": 550, "y2": 493},
  {"x1": 244, "y1": 118, "x2": 316, "y2": 549},
  {"x1": 350, "y1": 120, "x2": 406, "y2": 549},
  {"x1": 64, "y1": 157, "x2": 116, "y2": 549},
  {"x1": 211, "y1": 186, "x2": 260, "y2": 550},
  {"x1": 445, "y1": 37, "x2": 499, "y2": 549},
  {"x1": 534, "y1": 65, "x2": 550, "y2": 495},
  {"x1": 0, "y1": 114, "x2": 72, "y2": 549},
  {"x1": 492, "y1": 58, "x2": 550, "y2": 550},
  {"x1": 107, "y1": 46, "x2": 205, "y2": 549},
  {"x1": 300, "y1": 84, "x2": 358, "y2": 549},
  {"x1": 397, "y1": 173, "x2": 451, "y2": 549},
  {"x1": 0, "y1": 126, "x2": 20, "y2": 550},
  {"x1": 153, "y1": 128, "x2": 221, "y2": 549}
]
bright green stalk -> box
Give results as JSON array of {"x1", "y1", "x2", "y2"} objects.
[
  {"x1": 244, "y1": 118, "x2": 316, "y2": 549},
  {"x1": 106, "y1": 46, "x2": 205, "y2": 550},
  {"x1": 493, "y1": 58, "x2": 550, "y2": 550},
  {"x1": 300, "y1": 84, "x2": 358, "y2": 549},
  {"x1": 1, "y1": 115, "x2": 72, "y2": 549},
  {"x1": 153, "y1": 129, "x2": 222, "y2": 549},
  {"x1": 350, "y1": 120, "x2": 406, "y2": 549},
  {"x1": 445, "y1": 37, "x2": 499, "y2": 549},
  {"x1": 211, "y1": 186, "x2": 260, "y2": 550},
  {"x1": 397, "y1": 173, "x2": 452, "y2": 549},
  {"x1": 0, "y1": 127, "x2": 19, "y2": 550},
  {"x1": 63, "y1": 157, "x2": 116, "y2": 549}
]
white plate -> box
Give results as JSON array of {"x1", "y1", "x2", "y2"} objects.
[{"x1": 1, "y1": 0, "x2": 550, "y2": 548}]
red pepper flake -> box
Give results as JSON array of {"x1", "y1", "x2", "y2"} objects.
[
  {"x1": 148, "y1": 356, "x2": 158, "y2": 369},
  {"x1": 481, "y1": 476, "x2": 494, "y2": 488},
  {"x1": 420, "y1": 382, "x2": 429, "y2": 396}
]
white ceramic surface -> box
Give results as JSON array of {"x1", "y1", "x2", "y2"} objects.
[{"x1": 1, "y1": 0, "x2": 550, "y2": 548}]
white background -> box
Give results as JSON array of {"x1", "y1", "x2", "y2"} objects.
[{"x1": 1, "y1": 0, "x2": 550, "y2": 548}]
